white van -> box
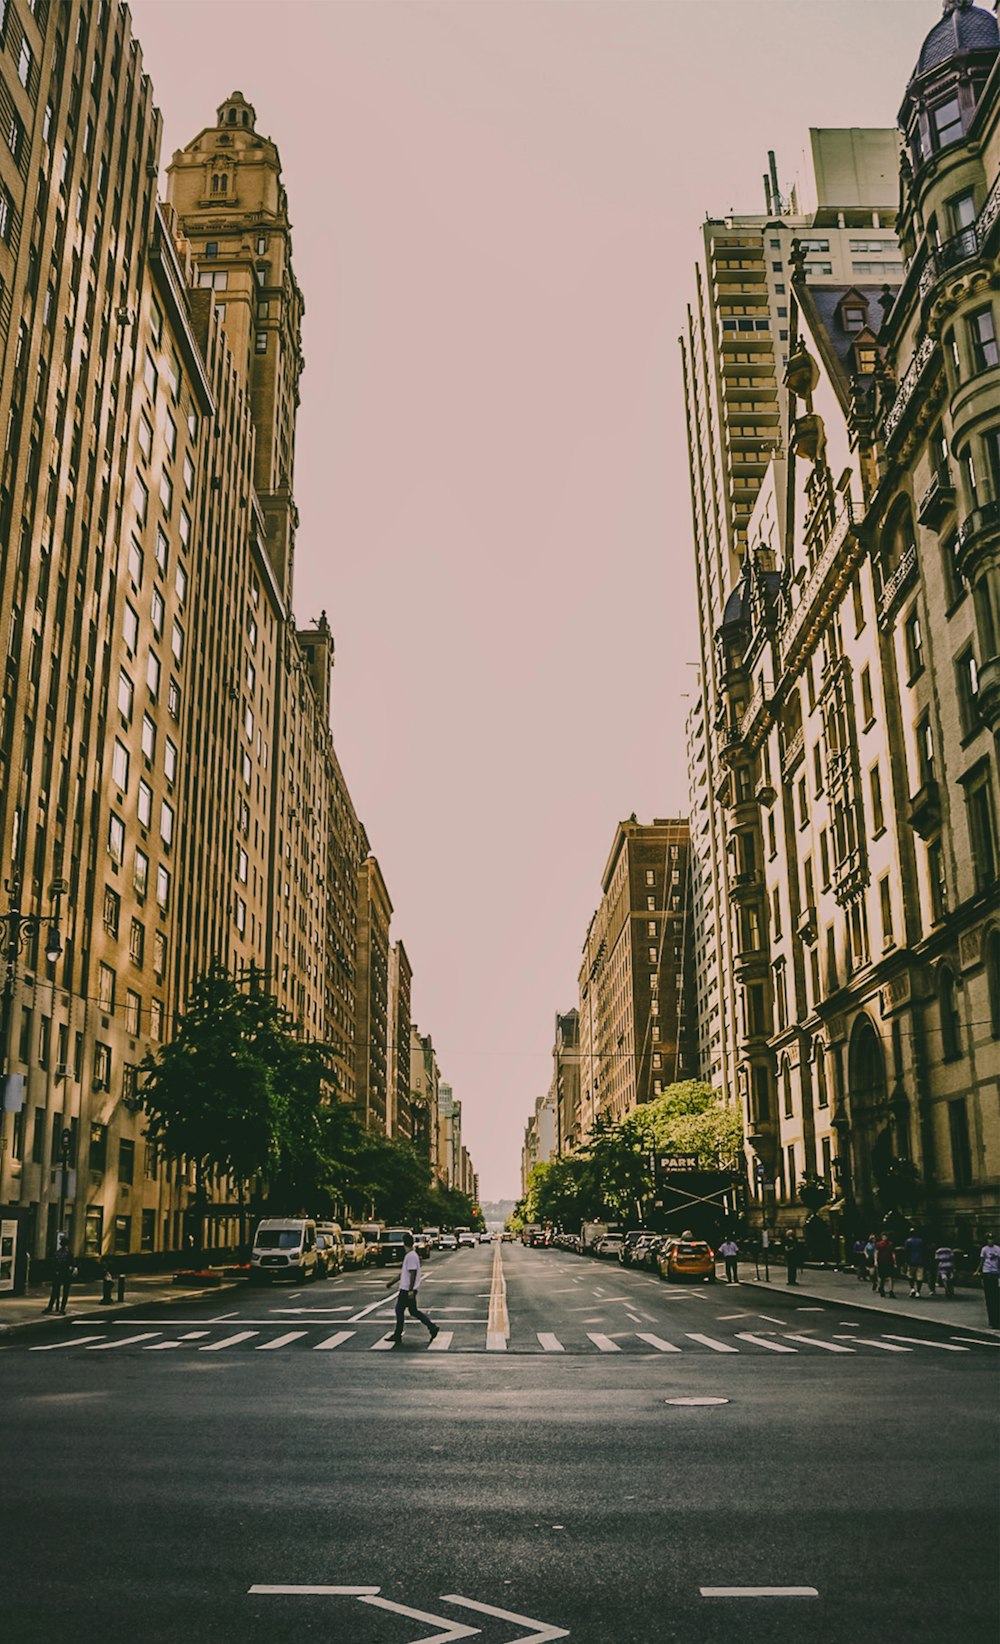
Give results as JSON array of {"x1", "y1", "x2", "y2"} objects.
[{"x1": 250, "y1": 1217, "x2": 318, "y2": 1283}]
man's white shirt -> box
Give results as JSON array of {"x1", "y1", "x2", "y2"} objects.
[{"x1": 398, "y1": 1249, "x2": 422, "y2": 1291}]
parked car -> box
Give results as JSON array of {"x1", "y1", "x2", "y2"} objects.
[
  {"x1": 657, "y1": 1237, "x2": 716, "y2": 1283},
  {"x1": 439, "y1": 1232, "x2": 458, "y2": 1251},
  {"x1": 315, "y1": 1224, "x2": 344, "y2": 1276},
  {"x1": 618, "y1": 1230, "x2": 647, "y2": 1266},
  {"x1": 636, "y1": 1235, "x2": 667, "y2": 1271},
  {"x1": 250, "y1": 1218, "x2": 319, "y2": 1284},
  {"x1": 595, "y1": 1235, "x2": 624, "y2": 1259},
  {"x1": 372, "y1": 1228, "x2": 414, "y2": 1266},
  {"x1": 352, "y1": 1224, "x2": 383, "y2": 1264},
  {"x1": 340, "y1": 1229, "x2": 367, "y2": 1269}
]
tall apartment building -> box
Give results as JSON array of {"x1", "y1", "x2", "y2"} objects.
[
  {"x1": 707, "y1": 0, "x2": 999, "y2": 1239},
  {"x1": 552, "y1": 1009, "x2": 580, "y2": 1154},
  {"x1": 408, "y1": 1025, "x2": 438, "y2": 1164},
  {"x1": 386, "y1": 939, "x2": 412, "y2": 1139},
  {"x1": 685, "y1": 681, "x2": 721, "y2": 1085},
  {"x1": 354, "y1": 856, "x2": 392, "y2": 1130},
  {"x1": 520, "y1": 1089, "x2": 556, "y2": 1197},
  {"x1": 575, "y1": 818, "x2": 695, "y2": 1132},
  {"x1": 682, "y1": 129, "x2": 901, "y2": 1119}
]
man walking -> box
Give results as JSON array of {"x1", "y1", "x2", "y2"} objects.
[
  {"x1": 903, "y1": 1227, "x2": 925, "y2": 1297},
  {"x1": 976, "y1": 1233, "x2": 1000, "y2": 1329},
  {"x1": 43, "y1": 1233, "x2": 73, "y2": 1315},
  {"x1": 874, "y1": 1231, "x2": 897, "y2": 1298},
  {"x1": 718, "y1": 1235, "x2": 739, "y2": 1284},
  {"x1": 387, "y1": 1232, "x2": 438, "y2": 1347}
]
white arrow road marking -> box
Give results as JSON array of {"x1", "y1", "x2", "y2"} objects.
[
  {"x1": 250, "y1": 1585, "x2": 380, "y2": 1595},
  {"x1": 441, "y1": 1594, "x2": 569, "y2": 1641},
  {"x1": 357, "y1": 1594, "x2": 481, "y2": 1641},
  {"x1": 636, "y1": 1333, "x2": 680, "y2": 1352}
]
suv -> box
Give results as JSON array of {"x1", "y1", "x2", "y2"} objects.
[
  {"x1": 340, "y1": 1229, "x2": 367, "y2": 1269},
  {"x1": 373, "y1": 1227, "x2": 414, "y2": 1267}
]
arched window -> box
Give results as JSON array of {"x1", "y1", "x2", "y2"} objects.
[
  {"x1": 227, "y1": 108, "x2": 236, "y2": 125},
  {"x1": 211, "y1": 174, "x2": 219, "y2": 194},
  {"x1": 988, "y1": 930, "x2": 1000, "y2": 1041},
  {"x1": 848, "y1": 1015, "x2": 886, "y2": 1105},
  {"x1": 938, "y1": 965, "x2": 961, "y2": 1062}
]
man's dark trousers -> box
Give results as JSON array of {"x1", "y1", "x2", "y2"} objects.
[{"x1": 393, "y1": 1288, "x2": 434, "y2": 1341}]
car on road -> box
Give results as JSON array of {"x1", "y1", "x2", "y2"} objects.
[
  {"x1": 315, "y1": 1225, "x2": 344, "y2": 1277},
  {"x1": 250, "y1": 1217, "x2": 319, "y2": 1284},
  {"x1": 478, "y1": 1231, "x2": 492, "y2": 1244},
  {"x1": 422, "y1": 1227, "x2": 442, "y2": 1249},
  {"x1": 414, "y1": 1232, "x2": 433, "y2": 1256},
  {"x1": 439, "y1": 1232, "x2": 458, "y2": 1251},
  {"x1": 500, "y1": 1230, "x2": 514, "y2": 1242},
  {"x1": 340, "y1": 1229, "x2": 367, "y2": 1268},
  {"x1": 595, "y1": 1235, "x2": 624, "y2": 1260},
  {"x1": 372, "y1": 1227, "x2": 414, "y2": 1266},
  {"x1": 618, "y1": 1230, "x2": 647, "y2": 1266},
  {"x1": 458, "y1": 1230, "x2": 478, "y2": 1249},
  {"x1": 657, "y1": 1236, "x2": 716, "y2": 1283}
]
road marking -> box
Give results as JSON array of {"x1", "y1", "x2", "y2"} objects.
[
  {"x1": 209, "y1": 1312, "x2": 239, "y2": 1321},
  {"x1": 783, "y1": 1335, "x2": 854, "y2": 1353},
  {"x1": 357, "y1": 1594, "x2": 480, "y2": 1641},
  {"x1": 537, "y1": 1333, "x2": 564, "y2": 1352},
  {"x1": 371, "y1": 1335, "x2": 396, "y2": 1350},
  {"x1": 486, "y1": 1242, "x2": 509, "y2": 1351},
  {"x1": 146, "y1": 1341, "x2": 184, "y2": 1350},
  {"x1": 736, "y1": 1333, "x2": 796, "y2": 1353},
  {"x1": 756, "y1": 1315, "x2": 785, "y2": 1325},
  {"x1": 716, "y1": 1313, "x2": 752, "y2": 1320},
  {"x1": 428, "y1": 1331, "x2": 453, "y2": 1351},
  {"x1": 250, "y1": 1585, "x2": 380, "y2": 1595},
  {"x1": 686, "y1": 1333, "x2": 739, "y2": 1352},
  {"x1": 30, "y1": 1335, "x2": 106, "y2": 1351},
  {"x1": 179, "y1": 1331, "x2": 209, "y2": 1339},
  {"x1": 349, "y1": 1295, "x2": 394, "y2": 1323},
  {"x1": 636, "y1": 1333, "x2": 681, "y2": 1352},
  {"x1": 882, "y1": 1334, "x2": 968, "y2": 1352},
  {"x1": 701, "y1": 1586, "x2": 818, "y2": 1598},
  {"x1": 256, "y1": 1332, "x2": 307, "y2": 1351},
  {"x1": 834, "y1": 1335, "x2": 910, "y2": 1351},
  {"x1": 314, "y1": 1331, "x2": 355, "y2": 1350},
  {"x1": 200, "y1": 1332, "x2": 258, "y2": 1351},
  {"x1": 952, "y1": 1336, "x2": 1000, "y2": 1346},
  {"x1": 442, "y1": 1594, "x2": 570, "y2": 1641},
  {"x1": 796, "y1": 1306, "x2": 825, "y2": 1312},
  {"x1": 88, "y1": 1332, "x2": 161, "y2": 1350},
  {"x1": 586, "y1": 1333, "x2": 621, "y2": 1352},
  {"x1": 666, "y1": 1396, "x2": 729, "y2": 1406}
]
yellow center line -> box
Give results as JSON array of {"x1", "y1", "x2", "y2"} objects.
[{"x1": 486, "y1": 1242, "x2": 509, "y2": 1350}]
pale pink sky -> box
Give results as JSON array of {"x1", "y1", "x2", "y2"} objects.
[{"x1": 131, "y1": 0, "x2": 942, "y2": 1199}]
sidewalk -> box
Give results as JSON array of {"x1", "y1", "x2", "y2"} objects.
[
  {"x1": 0, "y1": 1270, "x2": 245, "y2": 1338},
  {"x1": 731, "y1": 1262, "x2": 1000, "y2": 1335}
]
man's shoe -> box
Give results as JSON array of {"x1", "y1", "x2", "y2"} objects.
[
  {"x1": 390, "y1": 1338, "x2": 402, "y2": 1348},
  {"x1": 428, "y1": 1325, "x2": 439, "y2": 1342}
]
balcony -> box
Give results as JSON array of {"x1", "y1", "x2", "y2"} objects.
[
  {"x1": 797, "y1": 905, "x2": 818, "y2": 945},
  {"x1": 976, "y1": 656, "x2": 1000, "y2": 732},
  {"x1": 877, "y1": 542, "x2": 919, "y2": 628},
  {"x1": 779, "y1": 500, "x2": 855, "y2": 668},
  {"x1": 882, "y1": 335, "x2": 937, "y2": 447},
  {"x1": 918, "y1": 227, "x2": 979, "y2": 306},
  {"x1": 734, "y1": 945, "x2": 769, "y2": 983},
  {"x1": 739, "y1": 680, "x2": 771, "y2": 741},
  {"x1": 916, "y1": 462, "x2": 955, "y2": 529},
  {"x1": 728, "y1": 867, "x2": 764, "y2": 903},
  {"x1": 956, "y1": 500, "x2": 1000, "y2": 581},
  {"x1": 715, "y1": 716, "x2": 744, "y2": 767},
  {"x1": 907, "y1": 778, "x2": 941, "y2": 841},
  {"x1": 780, "y1": 725, "x2": 804, "y2": 776}
]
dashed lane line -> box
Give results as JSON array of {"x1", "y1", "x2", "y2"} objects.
[
  {"x1": 88, "y1": 1332, "x2": 161, "y2": 1350},
  {"x1": 30, "y1": 1335, "x2": 106, "y2": 1351},
  {"x1": 882, "y1": 1334, "x2": 968, "y2": 1352},
  {"x1": 833, "y1": 1335, "x2": 910, "y2": 1351}
]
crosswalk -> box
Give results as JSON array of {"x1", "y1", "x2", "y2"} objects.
[{"x1": 25, "y1": 1325, "x2": 998, "y2": 1357}]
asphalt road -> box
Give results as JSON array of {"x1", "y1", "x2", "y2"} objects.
[{"x1": 2, "y1": 1241, "x2": 997, "y2": 1644}]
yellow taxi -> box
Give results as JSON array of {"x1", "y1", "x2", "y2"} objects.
[{"x1": 657, "y1": 1234, "x2": 717, "y2": 1283}]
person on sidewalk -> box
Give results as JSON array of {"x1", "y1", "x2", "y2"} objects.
[
  {"x1": 719, "y1": 1236, "x2": 739, "y2": 1284},
  {"x1": 852, "y1": 1237, "x2": 867, "y2": 1282},
  {"x1": 43, "y1": 1234, "x2": 73, "y2": 1315},
  {"x1": 903, "y1": 1228, "x2": 925, "y2": 1297},
  {"x1": 975, "y1": 1234, "x2": 1000, "y2": 1329},
  {"x1": 387, "y1": 1232, "x2": 439, "y2": 1347},
  {"x1": 874, "y1": 1232, "x2": 897, "y2": 1298},
  {"x1": 934, "y1": 1242, "x2": 957, "y2": 1299},
  {"x1": 784, "y1": 1231, "x2": 800, "y2": 1286},
  {"x1": 864, "y1": 1233, "x2": 878, "y2": 1291}
]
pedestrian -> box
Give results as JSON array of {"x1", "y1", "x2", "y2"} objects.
[
  {"x1": 784, "y1": 1231, "x2": 800, "y2": 1286},
  {"x1": 903, "y1": 1227, "x2": 925, "y2": 1297},
  {"x1": 864, "y1": 1232, "x2": 878, "y2": 1291},
  {"x1": 387, "y1": 1232, "x2": 439, "y2": 1347},
  {"x1": 718, "y1": 1236, "x2": 739, "y2": 1284},
  {"x1": 852, "y1": 1237, "x2": 867, "y2": 1282},
  {"x1": 44, "y1": 1233, "x2": 73, "y2": 1315},
  {"x1": 874, "y1": 1231, "x2": 897, "y2": 1298},
  {"x1": 975, "y1": 1233, "x2": 1000, "y2": 1329},
  {"x1": 934, "y1": 1242, "x2": 956, "y2": 1299}
]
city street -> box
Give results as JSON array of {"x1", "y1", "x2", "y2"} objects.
[{"x1": 1, "y1": 1241, "x2": 996, "y2": 1643}]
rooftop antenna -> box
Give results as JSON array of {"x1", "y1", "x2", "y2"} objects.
[{"x1": 768, "y1": 150, "x2": 783, "y2": 215}]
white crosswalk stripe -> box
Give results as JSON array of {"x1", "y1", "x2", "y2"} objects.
[
  {"x1": 537, "y1": 1333, "x2": 564, "y2": 1351},
  {"x1": 835, "y1": 1335, "x2": 910, "y2": 1351},
  {"x1": 428, "y1": 1331, "x2": 453, "y2": 1351},
  {"x1": 89, "y1": 1332, "x2": 161, "y2": 1350},
  {"x1": 257, "y1": 1332, "x2": 307, "y2": 1350},
  {"x1": 686, "y1": 1333, "x2": 739, "y2": 1353},
  {"x1": 314, "y1": 1331, "x2": 355, "y2": 1350},
  {"x1": 586, "y1": 1333, "x2": 621, "y2": 1352},
  {"x1": 635, "y1": 1333, "x2": 681, "y2": 1352},
  {"x1": 30, "y1": 1335, "x2": 106, "y2": 1351},
  {"x1": 735, "y1": 1333, "x2": 797, "y2": 1353},
  {"x1": 200, "y1": 1331, "x2": 258, "y2": 1351},
  {"x1": 783, "y1": 1335, "x2": 854, "y2": 1352},
  {"x1": 882, "y1": 1334, "x2": 968, "y2": 1352},
  {"x1": 371, "y1": 1335, "x2": 396, "y2": 1350}
]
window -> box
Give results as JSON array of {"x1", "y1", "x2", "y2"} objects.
[
  {"x1": 915, "y1": 714, "x2": 935, "y2": 787},
  {"x1": 108, "y1": 813, "x2": 125, "y2": 865},
  {"x1": 647, "y1": 921, "x2": 656, "y2": 938},
  {"x1": 870, "y1": 762, "x2": 885, "y2": 835},
  {"x1": 987, "y1": 929, "x2": 1000, "y2": 1039},
  {"x1": 968, "y1": 307, "x2": 998, "y2": 372},
  {"x1": 146, "y1": 651, "x2": 160, "y2": 699},
  {"x1": 196, "y1": 268, "x2": 228, "y2": 290},
  {"x1": 241, "y1": 749, "x2": 252, "y2": 785},
  {"x1": 103, "y1": 887, "x2": 120, "y2": 937},
  {"x1": 134, "y1": 848, "x2": 149, "y2": 899},
  {"x1": 767, "y1": 812, "x2": 777, "y2": 858},
  {"x1": 964, "y1": 764, "x2": 998, "y2": 890},
  {"x1": 244, "y1": 702, "x2": 254, "y2": 740},
  {"x1": 143, "y1": 352, "x2": 157, "y2": 399},
  {"x1": 137, "y1": 780, "x2": 153, "y2": 829},
  {"x1": 132, "y1": 475, "x2": 148, "y2": 526},
  {"x1": 149, "y1": 999, "x2": 163, "y2": 1040},
  {"x1": 813, "y1": 744, "x2": 824, "y2": 796},
  {"x1": 183, "y1": 453, "x2": 194, "y2": 496},
  {"x1": 255, "y1": 332, "x2": 268, "y2": 354},
  {"x1": 860, "y1": 665, "x2": 874, "y2": 727},
  {"x1": 123, "y1": 603, "x2": 139, "y2": 653},
  {"x1": 205, "y1": 241, "x2": 218, "y2": 259},
  {"x1": 150, "y1": 589, "x2": 164, "y2": 636},
  {"x1": 118, "y1": 1138, "x2": 136, "y2": 1185},
  {"x1": 84, "y1": 1207, "x2": 103, "y2": 1257},
  {"x1": 175, "y1": 561, "x2": 188, "y2": 604},
  {"x1": 927, "y1": 837, "x2": 947, "y2": 923},
  {"x1": 772, "y1": 886, "x2": 782, "y2": 940},
  {"x1": 939, "y1": 966, "x2": 961, "y2": 1061},
  {"x1": 159, "y1": 470, "x2": 173, "y2": 515},
  {"x1": 932, "y1": 97, "x2": 963, "y2": 150},
  {"x1": 164, "y1": 352, "x2": 180, "y2": 402},
  {"x1": 819, "y1": 828, "x2": 831, "y2": 888},
  {"x1": 956, "y1": 647, "x2": 980, "y2": 738},
  {"x1": 112, "y1": 739, "x2": 129, "y2": 790},
  {"x1": 238, "y1": 848, "x2": 249, "y2": 884},
  {"x1": 137, "y1": 415, "x2": 153, "y2": 461},
  {"x1": 235, "y1": 895, "x2": 247, "y2": 934},
  {"x1": 879, "y1": 875, "x2": 894, "y2": 948},
  {"x1": 155, "y1": 526, "x2": 169, "y2": 573},
  {"x1": 164, "y1": 739, "x2": 177, "y2": 784},
  {"x1": 168, "y1": 679, "x2": 181, "y2": 720},
  {"x1": 18, "y1": 39, "x2": 32, "y2": 87},
  {"x1": 160, "y1": 800, "x2": 174, "y2": 848},
  {"x1": 125, "y1": 990, "x2": 141, "y2": 1035},
  {"x1": 113, "y1": 1215, "x2": 131, "y2": 1255},
  {"x1": 156, "y1": 865, "x2": 171, "y2": 910},
  {"x1": 774, "y1": 961, "x2": 788, "y2": 1033},
  {"x1": 141, "y1": 714, "x2": 156, "y2": 763},
  {"x1": 129, "y1": 918, "x2": 145, "y2": 966},
  {"x1": 153, "y1": 932, "x2": 167, "y2": 981},
  {"x1": 171, "y1": 621, "x2": 183, "y2": 664},
  {"x1": 941, "y1": 531, "x2": 964, "y2": 609},
  {"x1": 89, "y1": 1122, "x2": 108, "y2": 1172},
  {"x1": 904, "y1": 609, "x2": 924, "y2": 679},
  {"x1": 797, "y1": 775, "x2": 808, "y2": 828}
]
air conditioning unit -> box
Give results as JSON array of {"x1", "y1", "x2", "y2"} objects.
[{"x1": 54, "y1": 1063, "x2": 70, "y2": 1081}]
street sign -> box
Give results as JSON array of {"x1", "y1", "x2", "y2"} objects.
[{"x1": 657, "y1": 1152, "x2": 699, "y2": 1172}]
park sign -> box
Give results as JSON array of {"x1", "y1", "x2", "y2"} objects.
[{"x1": 656, "y1": 1152, "x2": 700, "y2": 1173}]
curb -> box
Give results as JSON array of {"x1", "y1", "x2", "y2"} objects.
[
  {"x1": 0, "y1": 1279, "x2": 245, "y2": 1342},
  {"x1": 736, "y1": 1275, "x2": 1000, "y2": 1337}
]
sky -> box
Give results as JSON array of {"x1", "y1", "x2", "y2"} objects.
[{"x1": 129, "y1": 0, "x2": 945, "y2": 1200}]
